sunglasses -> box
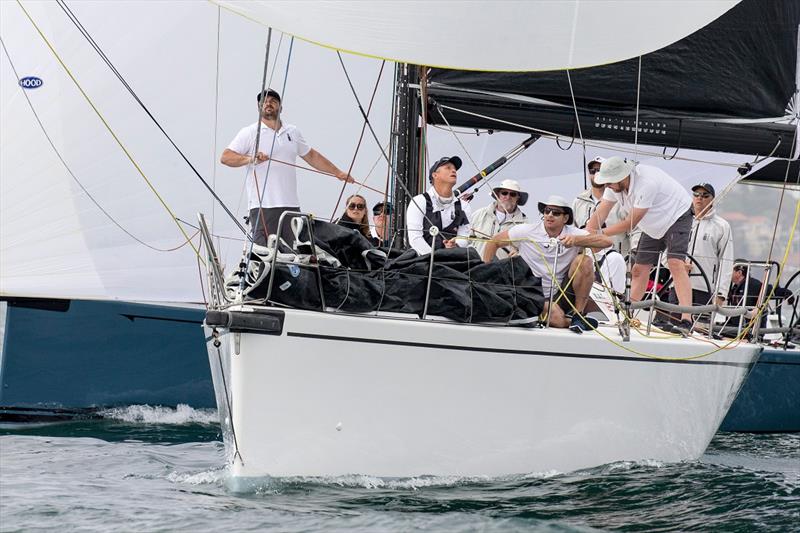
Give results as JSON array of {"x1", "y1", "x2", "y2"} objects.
[
  {"x1": 588, "y1": 167, "x2": 601, "y2": 175},
  {"x1": 693, "y1": 192, "x2": 712, "y2": 199},
  {"x1": 497, "y1": 190, "x2": 519, "y2": 198},
  {"x1": 348, "y1": 203, "x2": 366, "y2": 210},
  {"x1": 543, "y1": 207, "x2": 566, "y2": 216}
]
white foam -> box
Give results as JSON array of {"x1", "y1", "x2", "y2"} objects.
[
  {"x1": 99, "y1": 404, "x2": 218, "y2": 425},
  {"x1": 167, "y1": 469, "x2": 226, "y2": 485}
]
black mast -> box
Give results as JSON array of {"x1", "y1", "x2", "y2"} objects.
[{"x1": 388, "y1": 63, "x2": 420, "y2": 245}]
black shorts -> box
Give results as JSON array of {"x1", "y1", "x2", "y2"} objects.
[
  {"x1": 633, "y1": 208, "x2": 692, "y2": 265},
  {"x1": 248, "y1": 206, "x2": 301, "y2": 246}
]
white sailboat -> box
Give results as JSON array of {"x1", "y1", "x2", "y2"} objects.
[{"x1": 197, "y1": 1, "x2": 790, "y2": 481}]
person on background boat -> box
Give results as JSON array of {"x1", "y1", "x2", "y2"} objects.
[
  {"x1": 587, "y1": 156, "x2": 694, "y2": 334},
  {"x1": 220, "y1": 88, "x2": 355, "y2": 246},
  {"x1": 406, "y1": 156, "x2": 472, "y2": 255},
  {"x1": 371, "y1": 201, "x2": 393, "y2": 247},
  {"x1": 334, "y1": 194, "x2": 372, "y2": 240},
  {"x1": 573, "y1": 156, "x2": 638, "y2": 255},
  {"x1": 482, "y1": 195, "x2": 612, "y2": 332},
  {"x1": 469, "y1": 179, "x2": 528, "y2": 261},
  {"x1": 672, "y1": 183, "x2": 734, "y2": 306}
]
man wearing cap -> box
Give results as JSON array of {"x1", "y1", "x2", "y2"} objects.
[
  {"x1": 371, "y1": 201, "x2": 393, "y2": 247},
  {"x1": 482, "y1": 195, "x2": 612, "y2": 331},
  {"x1": 469, "y1": 179, "x2": 528, "y2": 260},
  {"x1": 573, "y1": 156, "x2": 637, "y2": 255},
  {"x1": 221, "y1": 88, "x2": 355, "y2": 246},
  {"x1": 681, "y1": 183, "x2": 734, "y2": 306},
  {"x1": 406, "y1": 156, "x2": 472, "y2": 255},
  {"x1": 587, "y1": 156, "x2": 694, "y2": 330}
]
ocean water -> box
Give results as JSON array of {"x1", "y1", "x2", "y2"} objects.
[{"x1": 1, "y1": 406, "x2": 798, "y2": 532}]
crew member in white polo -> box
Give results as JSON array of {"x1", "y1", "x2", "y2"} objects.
[
  {"x1": 587, "y1": 157, "x2": 694, "y2": 331},
  {"x1": 482, "y1": 195, "x2": 612, "y2": 332},
  {"x1": 221, "y1": 88, "x2": 354, "y2": 246}
]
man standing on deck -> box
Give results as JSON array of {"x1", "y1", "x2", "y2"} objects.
[
  {"x1": 469, "y1": 179, "x2": 528, "y2": 260},
  {"x1": 587, "y1": 156, "x2": 694, "y2": 333},
  {"x1": 573, "y1": 156, "x2": 638, "y2": 255},
  {"x1": 679, "y1": 183, "x2": 734, "y2": 306},
  {"x1": 482, "y1": 196, "x2": 611, "y2": 332},
  {"x1": 221, "y1": 88, "x2": 354, "y2": 246},
  {"x1": 406, "y1": 156, "x2": 472, "y2": 255}
]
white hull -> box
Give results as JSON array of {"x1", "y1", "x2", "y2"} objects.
[{"x1": 206, "y1": 307, "x2": 761, "y2": 479}]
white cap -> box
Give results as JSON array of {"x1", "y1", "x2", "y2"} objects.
[{"x1": 587, "y1": 156, "x2": 605, "y2": 169}]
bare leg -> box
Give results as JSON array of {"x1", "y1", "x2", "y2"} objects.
[
  {"x1": 630, "y1": 263, "x2": 651, "y2": 301},
  {"x1": 542, "y1": 301, "x2": 570, "y2": 328},
  {"x1": 569, "y1": 253, "x2": 594, "y2": 313},
  {"x1": 667, "y1": 258, "x2": 692, "y2": 321}
]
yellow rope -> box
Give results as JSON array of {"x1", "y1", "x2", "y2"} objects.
[
  {"x1": 17, "y1": 0, "x2": 202, "y2": 261},
  {"x1": 455, "y1": 202, "x2": 799, "y2": 360}
]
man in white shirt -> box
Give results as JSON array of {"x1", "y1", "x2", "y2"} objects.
[
  {"x1": 406, "y1": 156, "x2": 472, "y2": 255},
  {"x1": 482, "y1": 195, "x2": 611, "y2": 331},
  {"x1": 469, "y1": 179, "x2": 528, "y2": 260},
  {"x1": 573, "y1": 156, "x2": 638, "y2": 255},
  {"x1": 587, "y1": 157, "x2": 694, "y2": 330},
  {"x1": 221, "y1": 88, "x2": 354, "y2": 245}
]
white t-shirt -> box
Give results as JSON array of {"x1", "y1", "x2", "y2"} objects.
[
  {"x1": 406, "y1": 187, "x2": 473, "y2": 255},
  {"x1": 602, "y1": 164, "x2": 691, "y2": 239},
  {"x1": 596, "y1": 248, "x2": 626, "y2": 294},
  {"x1": 508, "y1": 222, "x2": 589, "y2": 294},
  {"x1": 227, "y1": 121, "x2": 311, "y2": 210}
]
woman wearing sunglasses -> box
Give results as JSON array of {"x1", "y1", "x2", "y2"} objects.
[{"x1": 335, "y1": 194, "x2": 372, "y2": 240}]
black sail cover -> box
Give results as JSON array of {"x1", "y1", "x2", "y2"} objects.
[
  {"x1": 246, "y1": 221, "x2": 544, "y2": 323},
  {"x1": 426, "y1": 0, "x2": 800, "y2": 158}
]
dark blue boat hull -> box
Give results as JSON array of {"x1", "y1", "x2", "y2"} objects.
[
  {"x1": 0, "y1": 298, "x2": 214, "y2": 421},
  {"x1": 720, "y1": 347, "x2": 800, "y2": 432}
]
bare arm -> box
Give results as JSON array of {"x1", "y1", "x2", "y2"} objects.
[
  {"x1": 301, "y1": 148, "x2": 355, "y2": 183},
  {"x1": 220, "y1": 148, "x2": 268, "y2": 168},
  {"x1": 559, "y1": 232, "x2": 613, "y2": 253},
  {"x1": 586, "y1": 199, "x2": 615, "y2": 233},
  {"x1": 481, "y1": 230, "x2": 512, "y2": 262},
  {"x1": 602, "y1": 207, "x2": 647, "y2": 237}
]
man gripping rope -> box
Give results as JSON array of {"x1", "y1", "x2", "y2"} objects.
[{"x1": 221, "y1": 88, "x2": 354, "y2": 246}]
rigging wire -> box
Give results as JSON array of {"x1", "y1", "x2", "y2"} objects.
[
  {"x1": 211, "y1": 4, "x2": 221, "y2": 237},
  {"x1": 54, "y1": 0, "x2": 248, "y2": 237},
  {"x1": 329, "y1": 56, "x2": 386, "y2": 221},
  {"x1": 19, "y1": 0, "x2": 202, "y2": 259}
]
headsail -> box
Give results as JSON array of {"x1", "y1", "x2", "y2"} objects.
[{"x1": 216, "y1": 0, "x2": 738, "y2": 72}]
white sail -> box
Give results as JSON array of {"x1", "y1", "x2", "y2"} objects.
[{"x1": 216, "y1": 0, "x2": 739, "y2": 71}]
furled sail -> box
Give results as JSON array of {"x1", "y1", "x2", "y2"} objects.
[
  {"x1": 216, "y1": 0, "x2": 738, "y2": 72},
  {"x1": 425, "y1": 0, "x2": 800, "y2": 158}
]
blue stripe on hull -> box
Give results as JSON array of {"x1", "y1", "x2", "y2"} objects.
[
  {"x1": 720, "y1": 347, "x2": 800, "y2": 432},
  {"x1": 0, "y1": 298, "x2": 214, "y2": 414}
]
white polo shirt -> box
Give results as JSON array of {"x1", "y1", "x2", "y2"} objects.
[
  {"x1": 602, "y1": 164, "x2": 691, "y2": 239},
  {"x1": 227, "y1": 121, "x2": 311, "y2": 209},
  {"x1": 508, "y1": 222, "x2": 589, "y2": 294}
]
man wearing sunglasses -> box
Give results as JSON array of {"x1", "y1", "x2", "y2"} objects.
[
  {"x1": 469, "y1": 179, "x2": 528, "y2": 260},
  {"x1": 221, "y1": 88, "x2": 355, "y2": 246},
  {"x1": 587, "y1": 156, "x2": 694, "y2": 333},
  {"x1": 406, "y1": 156, "x2": 472, "y2": 255},
  {"x1": 572, "y1": 156, "x2": 638, "y2": 255},
  {"x1": 682, "y1": 183, "x2": 734, "y2": 306},
  {"x1": 482, "y1": 195, "x2": 612, "y2": 332}
]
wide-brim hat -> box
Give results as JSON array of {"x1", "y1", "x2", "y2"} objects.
[
  {"x1": 492, "y1": 179, "x2": 529, "y2": 206},
  {"x1": 595, "y1": 156, "x2": 635, "y2": 185},
  {"x1": 537, "y1": 195, "x2": 574, "y2": 225}
]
